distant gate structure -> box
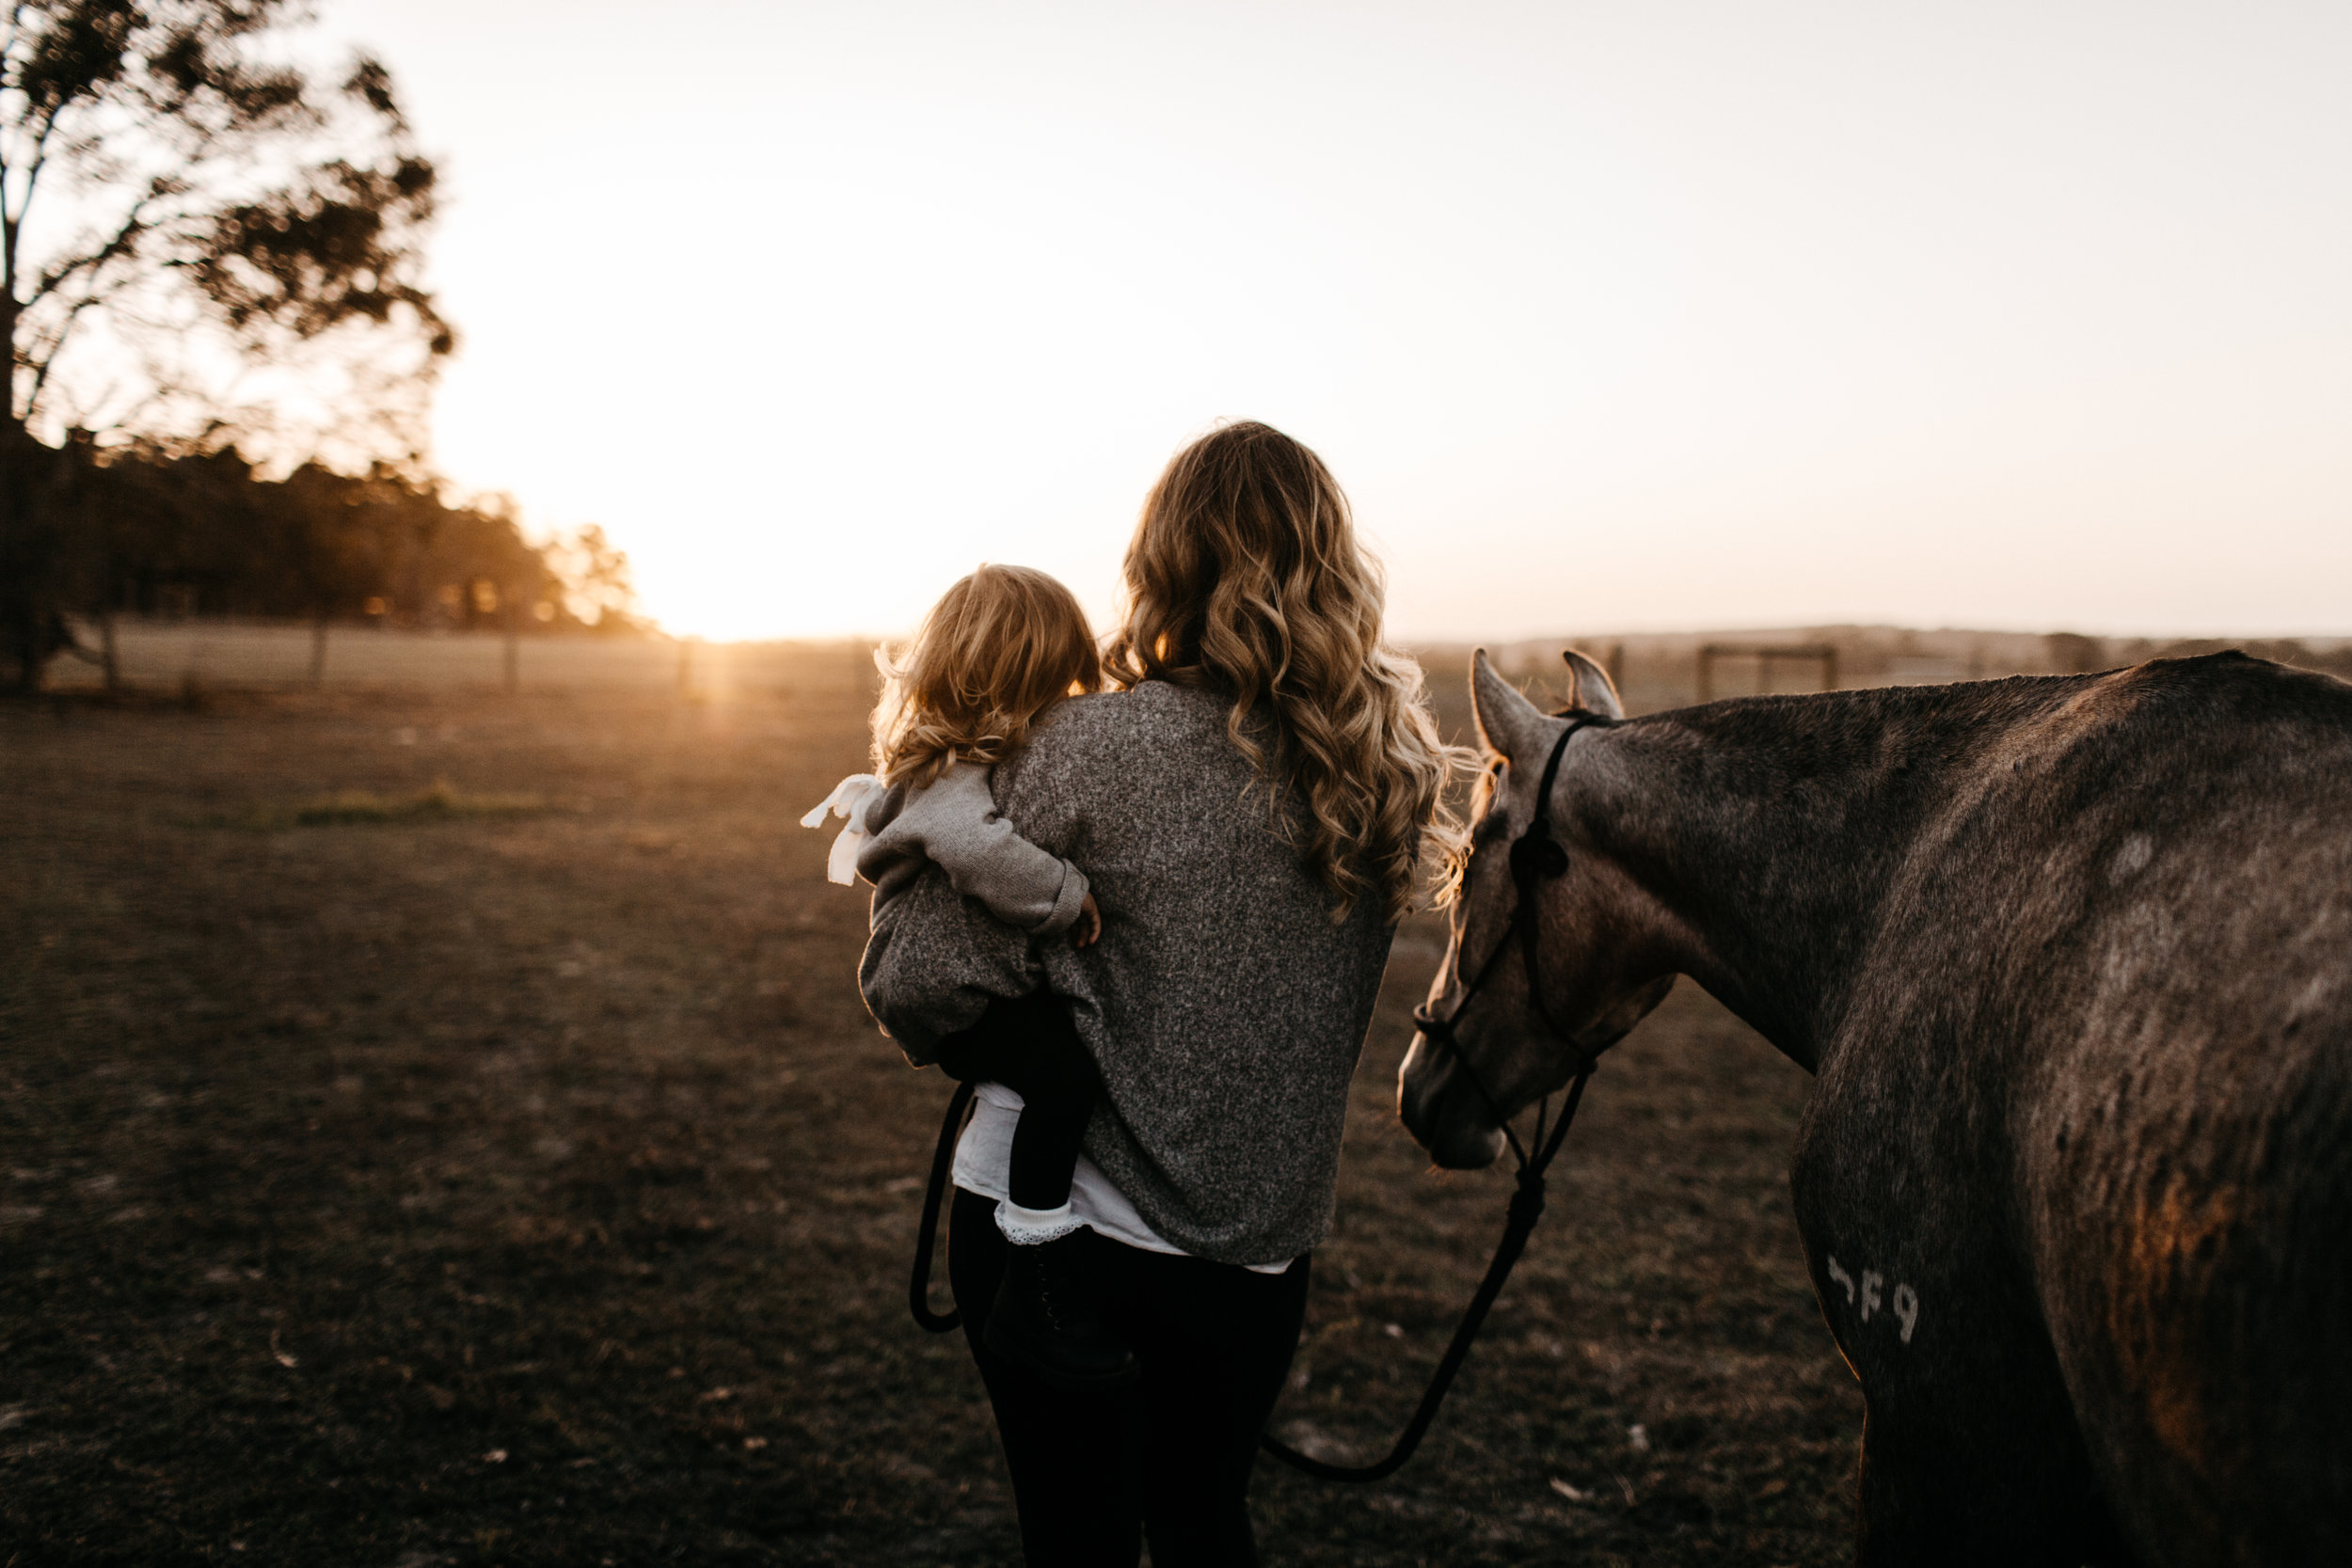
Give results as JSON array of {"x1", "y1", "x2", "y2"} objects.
[{"x1": 1697, "y1": 641, "x2": 1838, "y2": 702}]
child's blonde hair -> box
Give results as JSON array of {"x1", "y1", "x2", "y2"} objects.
[{"x1": 872, "y1": 564, "x2": 1102, "y2": 789}]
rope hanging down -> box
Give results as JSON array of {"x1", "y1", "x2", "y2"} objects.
[
  {"x1": 1256, "y1": 1069, "x2": 1589, "y2": 1481},
  {"x1": 909, "y1": 1078, "x2": 976, "y2": 1333},
  {"x1": 904, "y1": 1069, "x2": 1592, "y2": 1481},
  {"x1": 1257, "y1": 715, "x2": 1605, "y2": 1481},
  {"x1": 909, "y1": 713, "x2": 1614, "y2": 1485}
]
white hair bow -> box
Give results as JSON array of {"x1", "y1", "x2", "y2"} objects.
[{"x1": 801, "y1": 773, "x2": 889, "y2": 886}]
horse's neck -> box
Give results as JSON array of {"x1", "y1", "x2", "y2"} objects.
[{"x1": 1581, "y1": 688, "x2": 2042, "y2": 1071}]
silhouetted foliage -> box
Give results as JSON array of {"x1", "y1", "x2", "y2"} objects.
[
  {"x1": 0, "y1": 1, "x2": 462, "y2": 689},
  {"x1": 47, "y1": 441, "x2": 641, "y2": 636}
]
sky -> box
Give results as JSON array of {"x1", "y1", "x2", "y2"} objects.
[{"x1": 319, "y1": 0, "x2": 2352, "y2": 643}]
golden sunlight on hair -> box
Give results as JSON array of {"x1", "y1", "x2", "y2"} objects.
[
  {"x1": 1106, "y1": 421, "x2": 1458, "y2": 922},
  {"x1": 872, "y1": 563, "x2": 1103, "y2": 789}
]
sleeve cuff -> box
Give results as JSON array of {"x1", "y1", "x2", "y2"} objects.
[{"x1": 1027, "y1": 863, "x2": 1089, "y2": 935}]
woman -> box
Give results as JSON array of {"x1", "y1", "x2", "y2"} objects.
[{"x1": 859, "y1": 421, "x2": 1454, "y2": 1566}]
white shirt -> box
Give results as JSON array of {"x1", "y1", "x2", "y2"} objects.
[{"x1": 952, "y1": 1083, "x2": 1294, "y2": 1275}]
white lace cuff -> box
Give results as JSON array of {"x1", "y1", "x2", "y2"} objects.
[{"x1": 995, "y1": 1199, "x2": 1088, "y2": 1245}]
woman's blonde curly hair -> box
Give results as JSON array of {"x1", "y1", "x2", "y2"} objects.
[
  {"x1": 1106, "y1": 421, "x2": 1457, "y2": 924},
  {"x1": 872, "y1": 563, "x2": 1102, "y2": 789}
]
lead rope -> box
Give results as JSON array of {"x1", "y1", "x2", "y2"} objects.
[
  {"x1": 1255, "y1": 718, "x2": 1598, "y2": 1482},
  {"x1": 1255, "y1": 1068, "x2": 1590, "y2": 1482},
  {"x1": 905, "y1": 1055, "x2": 1597, "y2": 1481},
  {"x1": 908, "y1": 714, "x2": 1609, "y2": 1487},
  {"x1": 910, "y1": 1078, "x2": 976, "y2": 1333},
  {"x1": 905, "y1": 1067, "x2": 1592, "y2": 1482}
]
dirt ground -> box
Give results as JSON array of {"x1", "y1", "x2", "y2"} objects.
[{"x1": 0, "y1": 658, "x2": 1862, "y2": 1566}]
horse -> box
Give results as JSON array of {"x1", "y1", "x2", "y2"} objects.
[{"x1": 1399, "y1": 646, "x2": 2352, "y2": 1567}]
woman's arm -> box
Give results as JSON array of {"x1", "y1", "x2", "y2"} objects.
[
  {"x1": 862, "y1": 763, "x2": 1089, "y2": 935},
  {"x1": 858, "y1": 857, "x2": 1045, "y2": 1061},
  {"x1": 858, "y1": 696, "x2": 1114, "y2": 1059}
]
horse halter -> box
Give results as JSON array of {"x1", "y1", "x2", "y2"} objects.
[
  {"x1": 1251, "y1": 708, "x2": 1618, "y2": 1484},
  {"x1": 1411, "y1": 711, "x2": 1612, "y2": 1172}
]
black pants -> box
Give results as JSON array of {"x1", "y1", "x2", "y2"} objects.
[
  {"x1": 932, "y1": 989, "x2": 1104, "y2": 1212},
  {"x1": 948, "y1": 1187, "x2": 1311, "y2": 1567}
]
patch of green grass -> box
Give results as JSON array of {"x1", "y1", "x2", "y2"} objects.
[{"x1": 244, "y1": 779, "x2": 549, "y2": 829}]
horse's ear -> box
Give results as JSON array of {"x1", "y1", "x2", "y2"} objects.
[
  {"x1": 1471, "y1": 648, "x2": 1547, "y2": 761},
  {"x1": 1561, "y1": 648, "x2": 1625, "y2": 721}
]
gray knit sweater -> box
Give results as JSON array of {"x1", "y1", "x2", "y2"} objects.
[
  {"x1": 858, "y1": 681, "x2": 1395, "y2": 1266},
  {"x1": 855, "y1": 761, "x2": 1090, "y2": 937}
]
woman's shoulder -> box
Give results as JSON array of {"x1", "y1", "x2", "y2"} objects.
[
  {"x1": 1029, "y1": 681, "x2": 1226, "y2": 752},
  {"x1": 1006, "y1": 683, "x2": 1229, "y2": 794}
]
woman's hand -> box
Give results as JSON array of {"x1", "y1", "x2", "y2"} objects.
[{"x1": 1072, "y1": 893, "x2": 1102, "y2": 948}]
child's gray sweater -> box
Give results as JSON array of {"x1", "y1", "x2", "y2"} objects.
[
  {"x1": 858, "y1": 681, "x2": 1395, "y2": 1267},
  {"x1": 855, "y1": 762, "x2": 1089, "y2": 936}
]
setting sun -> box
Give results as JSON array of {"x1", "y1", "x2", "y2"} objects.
[{"x1": 327, "y1": 0, "x2": 2352, "y2": 642}]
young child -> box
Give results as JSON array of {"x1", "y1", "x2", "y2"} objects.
[{"x1": 803, "y1": 563, "x2": 1135, "y2": 1393}]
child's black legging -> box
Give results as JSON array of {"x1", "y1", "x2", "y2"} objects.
[{"x1": 932, "y1": 989, "x2": 1103, "y2": 1212}]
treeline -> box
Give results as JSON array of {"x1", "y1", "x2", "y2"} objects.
[{"x1": 5, "y1": 435, "x2": 640, "y2": 688}]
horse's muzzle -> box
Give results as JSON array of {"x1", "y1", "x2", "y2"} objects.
[{"x1": 1398, "y1": 1031, "x2": 1508, "y2": 1170}]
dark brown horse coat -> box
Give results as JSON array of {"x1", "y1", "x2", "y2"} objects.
[{"x1": 1401, "y1": 649, "x2": 2352, "y2": 1567}]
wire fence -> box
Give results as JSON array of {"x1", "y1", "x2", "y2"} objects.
[
  {"x1": 43, "y1": 617, "x2": 882, "y2": 702},
  {"x1": 45, "y1": 616, "x2": 2352, "y2": 725}
]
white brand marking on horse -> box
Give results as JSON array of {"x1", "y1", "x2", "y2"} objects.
[
  {"x1": 1893, "y1": 1284, "x2": 1919, "y2": 1343},
  {"x1": 1825, "y1": 1256, "x2": 1920, "y2": 1346}
]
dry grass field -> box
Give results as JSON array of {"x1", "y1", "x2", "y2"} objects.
[{"x1": 3, "y1": 645, "x2": 1861, "y2": 1566}]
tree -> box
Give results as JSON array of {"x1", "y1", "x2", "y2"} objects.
[
  {"x1": 0, "y1": 0, "x2": 451, "y2": 689},
  {"x1": 544, "y1": 524, "x2": 642, "y2": 634}
]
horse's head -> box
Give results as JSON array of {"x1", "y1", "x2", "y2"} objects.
[{"x1": 1399, "y1": 649, "x2": 1677, "y2": 1168}]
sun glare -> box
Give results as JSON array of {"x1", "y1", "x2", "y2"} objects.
[{"x1": 330, "y1": 0, "x2": 2352, "y2": 642}]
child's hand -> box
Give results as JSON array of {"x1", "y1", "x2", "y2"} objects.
[{"x1": 1072, "y1": 893, "x2": 1102, "y2": 948}]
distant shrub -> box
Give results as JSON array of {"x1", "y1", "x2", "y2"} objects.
[{"x1": 232, "y1": 780, "x2": 548, "y2": 830}]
